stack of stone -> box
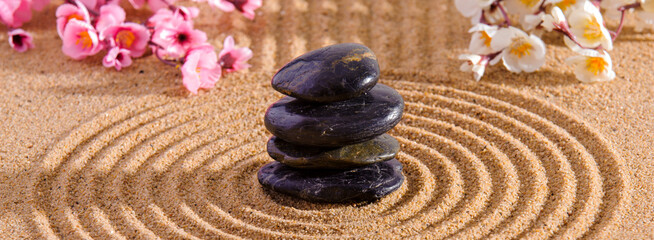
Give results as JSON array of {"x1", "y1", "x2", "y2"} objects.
[{"x1": 257, "y1": 43, "x2": 405, "y2": 203}]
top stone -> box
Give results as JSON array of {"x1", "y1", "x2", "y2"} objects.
[{"x1": 272, "y1": 43, "x2": 380, "y2": 102}]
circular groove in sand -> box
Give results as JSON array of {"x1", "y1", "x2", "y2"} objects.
[{"x1": 29, "y1": 79, "x2": 628, "y2": 239}]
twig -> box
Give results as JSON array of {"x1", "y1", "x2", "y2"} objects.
[
  {"x1": 150, "y1": 43, "x2": 180, "y2": 67},
  {"x1": 495, "y1": 2, "x2": 511, "y2": 27},
  {"x1": 612, "y1": 2, "x2": 641, "y2": 41}
]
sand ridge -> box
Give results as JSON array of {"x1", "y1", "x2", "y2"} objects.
[{"x1": 25, "y1": 75, "x2": 628, "y2": 239}]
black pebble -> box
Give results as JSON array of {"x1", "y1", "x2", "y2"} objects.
[
  {"x1": 272, "y1": 43, "x2": 380, "y2": 102},
  {"x1": 264, "y1": 84, "x2": 404, "y2": 147},
  {"x1": 257, "y1": 159, "x2": 404, "y2": 202}
]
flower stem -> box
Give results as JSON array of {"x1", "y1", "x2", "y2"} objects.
[
  {"x1": 480, "y1": 10, "x2": 489, "y2": 25},
  {"x1": 612, "y1": 2, "x2": 641, "y2": 41},
  {"x1": 495, "y1": 2, "x2": 511, "y2": 27},
  {"x1": 484, "y1": 51, "x2": 502, "y2": 65},
  {"x1": 534, "y1": 0, "x2": 547, "y2": 14},
  {"x1": 555, "y1": 24, "x2": 599, "y2": 50},
  {"x1": 149, "y1": 42, "x2": 180, "y2": 67}
]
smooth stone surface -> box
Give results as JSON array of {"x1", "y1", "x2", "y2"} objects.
[
  {"x1": 257, "y1": 159, "x2": 404, "y2": 202},
  {"x1": 264, "y1": 84, "x2": 404, "y2": 147},
  {"x1": 267, "y1": 134, "x2": 399, "y2": 169},
  {"x1": 272, "y1": 43, "x2": 380, "y2": 102}
]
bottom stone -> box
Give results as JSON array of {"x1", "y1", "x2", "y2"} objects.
[{"x1": 257, "y1": 159, "x2": 404, "y2": 203}]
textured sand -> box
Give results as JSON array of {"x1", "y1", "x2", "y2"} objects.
[{"x1": 0, "y1": 0, "x2": 652, "y2": 239}]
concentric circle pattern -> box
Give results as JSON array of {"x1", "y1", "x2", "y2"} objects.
[{"x1": 28, "y1": 79, "x2": 628, "y2": 239}]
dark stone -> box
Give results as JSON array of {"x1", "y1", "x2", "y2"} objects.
[
  {"x1": 271, "y1": 43, "x2": 380, "y2": 102},
  {"x1": 264, "y1": 84, "x2": 404, "y2": 147},
  {"x1": 257, "y1": 159, "x2": 404, "y2": 202},
  {"x1": 267, "y1": 134, "x2": 399, "y2": 169}
]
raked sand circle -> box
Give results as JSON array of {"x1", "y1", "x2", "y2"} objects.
[{"x1": 27, "y1": 77, "x2": 629, "y2": 239}]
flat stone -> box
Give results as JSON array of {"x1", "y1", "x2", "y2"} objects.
[
  {"x1": 271, "y1": 43, "x2": 380, "y2": 102},
  {"x1": 264, "y1": 84, "x2": 404, "y2": 147},
  {"x1": 267, "y1": 134, "x2": 399, "y2": 169},
  {"x1": 257, "y1": 159, "x2": 404, "y2": 202}
]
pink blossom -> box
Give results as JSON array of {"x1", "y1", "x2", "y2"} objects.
[
  {"x1": 218, "y1": 35, "x2": 252, "y2": 72},
  {"x1": 31, "y1": 0, "x2": 50, "y2": 11},
  {"x1": 103, "y1": 47, "x2": 132, "y2": 70},
  {"x1": 147, "y1": 0, "x2": 175, "y2": 11},
  {"x1": 147, "y1": 6, "x2": 198, "y2": 28},
  {"x1": 61, "y1": 19, "x2": 103, "y2": 59},
  {"x1": 95, "y1": 4, "x2": 125, "y2": 32},
  {"x1": 128, "y1": 0, "x2": 176, "y2": 11},
  {"x1": 101, "y1": 22, "x2": 150, "y2": 57},
  {"x1": 56, "y1": 0, "x2": 90, "y2": 38},
  {"x1": 151, "y1": 19, "x2": 207, "y2": 59},
  {"x1": 8, "y1": 28, "x2": 34, "y2": 52},
  {"x1": 209, "y1": 0, "x2": 261, "y2": 20},
  {"x1": 0, "y1": 0, "x2": 32, "y2": 28},
  {"x1": 78, "y1": 0, "x2": 118, "y2": 12},
  {"x1": 181, "y1": 45, "x2": 221, "y2": 94}
]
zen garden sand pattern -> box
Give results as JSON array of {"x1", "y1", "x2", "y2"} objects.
[{"x1": 1, "y1": 0, "x2": 653, "y2": 239}]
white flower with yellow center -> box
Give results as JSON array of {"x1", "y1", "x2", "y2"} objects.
[
  {"x1": 568, "y1": 1, "x2": 613, "y2": 50},
  {"x1": 459, "y1": 54, "x2": 489, "y2": 81},
  {"x1": 505, "y1": 0, "x2": 544, "y2": 14},
  {"x1": 455, "y1": 0, "x2": 494, "y2": 20},
  {"x1": 490, "y1": 26, "x2": 546, "y2": 73},
  {"x1": 565, "y1": 49, "x2": 615, "y2": 82},
  {"x1": 542, "y1": 6, "x2": 566, "y2": 31},
  {"x1": 468, "y1": 24, "x2": 499, "y2": 55},
  {"x1": 546, "y1": 0, "x2": 585, "y2": 15}
]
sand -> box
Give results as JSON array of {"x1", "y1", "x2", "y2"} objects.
[{"x1": 0, "y1": 0, "x2": 652, "y2": 239}]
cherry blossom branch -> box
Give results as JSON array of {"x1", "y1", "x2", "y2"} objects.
[
  {"x1": 149, "y1": 41, "x2": 182, "y2": 67},
  {"x1": 611, "y1": 2, "x2": 641, "y2": 41},
  {"x1": 553, "y1": 26, "x2": 597, "y2": 50},
  {"x1": 484, "y1": 51, "x2": 502, "y2": 64},
  {"x1": 494, "y1": 1, "x2": 511, "y2": 27},
  {"x1": 534, "y1": 0, "x2": 548, "y2": 15},
  {"x1": 480, "y1": 10, "x2": 489, "y2": 25}
]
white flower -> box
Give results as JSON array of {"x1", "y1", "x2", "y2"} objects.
[
  {"x1": 504, "y1": 0, "x2": 544, "y2": 15},
  {"x1": 568, "y1": 1, "x2": 613, "y2": 50},
  {"x1": 563, "y1": 35, "x2": 583, "y2": 52},
  {"x1": 459, "y1": 54, "x2": 488, "y2": 81},
  {"x1": 565, "y1": 49, "x2": 615, "y2": 82},
  {"x1": 491, "y1": 26, "x2": 546, "y2": 73},
  {"x1": 522, "y1": 12, "x2": 545, "y2": 31},
  {"x1": 546, "y1": 0, "x2": 586, "y2": 15},
  {"x1": 468, "y1": 24, "x2": 499, "y2": 55},
  {"x1": 542, "y1": 6, "x2": 567, "y2": 31},
  {"x1": 455, "y1": 0, "x2": 494, "y2": 20}
]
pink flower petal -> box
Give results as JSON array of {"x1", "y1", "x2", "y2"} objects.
[
  {"x1": 182, "y1": 47, "x2": 221, "y2": 94},
  {"x1": 102, "y1": 22, "x2": 150, "y2": 57},
  {"x1": 8, "y1": 28, "x2": 34, "y2": 52},
  {"x1": 103, "y1": 47, "x2": 132, "y2": 70},
  {"x1": 95, "y1": 4, "x2": 125, "y2": 32},
  {"x1": 61, "y1": 19, "x2": 102, "y2": 60},
  {"x1": 7, "y1": 0, "x2": 31, "y2": 27},
  {"x1": 55, "y1": 1, "x2": 90, "y2": 38},
  {"x1": 31, "y1": 0, "x2": 50, "y2": 11},
  {"x1": 218, "y1": 36, "x2": 252, "y2": 72},
  {"x1": 151, "y1": 20, "x2": 207, "y2": 59}
]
